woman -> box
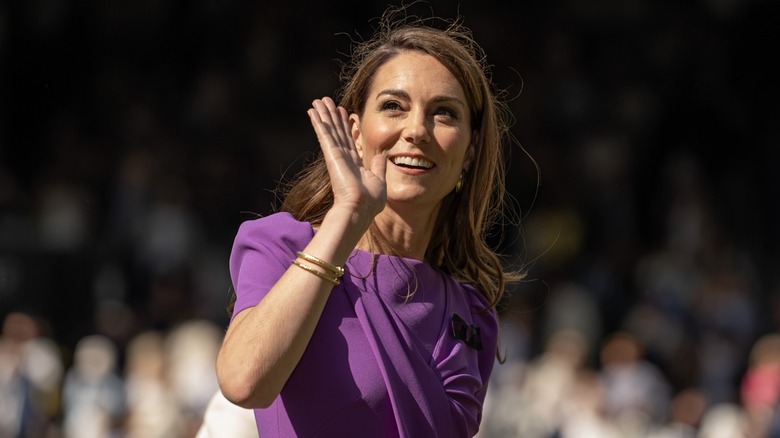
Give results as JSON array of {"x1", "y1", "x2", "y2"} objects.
[{"x1": 217, "y1": 8, "x2": 524, "y2": 437}]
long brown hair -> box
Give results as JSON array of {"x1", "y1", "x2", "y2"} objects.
[{"x1": 281, "y1": 8, "x2": 526, "y2": 310}]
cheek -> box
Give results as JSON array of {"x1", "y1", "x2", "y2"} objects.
[
  {"x1": 362, "y1": 126, "x2": 396, "y2": 156},
  {"x1": 438, "y1": 132, "x2": 471, "y2": 164}
]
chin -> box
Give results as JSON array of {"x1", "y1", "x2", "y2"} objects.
[
  {"x1": 386, "y1": 190, "x2": 443, "y2": 209},
  {"x1": 387, "y1": 186, "x2": 425, "y2": 200}
]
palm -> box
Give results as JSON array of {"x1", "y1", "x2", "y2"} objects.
[{"x1": 308, "y1": 97, "x2": 387, "y2": 217}]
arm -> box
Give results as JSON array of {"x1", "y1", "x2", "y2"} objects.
[
  {"x1": 437, "y1": 297, "x2": 499, "y2": 437},
  {"x1": 216, "y1": 97, "x2": 387, "y2": 409}
]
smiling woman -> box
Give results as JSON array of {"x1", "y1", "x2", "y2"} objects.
[
  {"x1": 215, "y1": 5, "x2": 525, "y2": 437},
  {"x1": 350, "y1": 50, "x2": 475, "y2": 228}
]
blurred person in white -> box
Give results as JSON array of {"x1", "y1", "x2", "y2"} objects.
[
  {"x1": 498, "y1": 329, "x2": 591, "y2": 437},
  {"x1": 697, "y1": 403, "x2": 749, "y2": 438},
  {"x1": 645, "y1": 387, "x2": 707, "y2": 438},
  {"x1": 123, "y1": 330, "x2": 184, "y2": 438},
  {"x1": 556, "y1": 368, "x2": 621, "y2": 438},
  {"x1": 740, "y1": 333, "x2": 780, "y2": 438},
  {"x1": 0, "y1": 311, "x2": 63, "y2": 437},
  {"x1": 62, "y1": 334, "x2": 126, "y2": 438},
  {"x1": 598, "y1": 331, "x2": 672, "y2": 436},
  {"x1": 165, "y1": 319, "x2": 223, "y2": 435},
  {"x1": 195, "y1": 389, "x2": 256, "y2": 438},
  {"x1": 188, "y1": 315, "x2": 256, "y2": 438},
  {"x1": 475, "y1": 304, "x2": 533, "y2": 438},
  {"x1": 474, "y1": 359, "x2": 525, "y2": 438},
  {"x1": 540, "y1": 281, "x2": 603, "y2": 363}
]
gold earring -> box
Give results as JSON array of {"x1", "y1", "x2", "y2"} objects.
[{"x1": 455, "y1": 171, "x2": 465, "y2": 193}]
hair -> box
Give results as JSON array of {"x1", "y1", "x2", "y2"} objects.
[{"x1": 280, "y1": 6, "x2": 526, "y2": 313}]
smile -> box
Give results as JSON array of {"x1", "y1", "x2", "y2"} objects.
[{"x1": 390, "y1": 156, "x2": 434, "y2": 169}]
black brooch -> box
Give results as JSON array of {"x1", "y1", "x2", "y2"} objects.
[{"x1": 451, "y1": 313, "x2": 483, "y2": 351}]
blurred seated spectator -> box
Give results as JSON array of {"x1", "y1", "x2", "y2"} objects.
[
  {"x1": 62, "y1": 334, "x2": 126, "y2": 438},
  {"x1": 0, "y1": 311, "x2": 63, "y2": 438},
  {"x1": 598, "y1": 331, "x2": 672, "y2": 435},
  {"x1": 166, "y1": 319, "x2": 223, "y2": 435},
  {"x1": 698, "y1": 403, "x2": 749, "y2": 438},
  {"x1": 740, "y1": 332, "x2": 780, "y2": 438},
  {"x1": 123, "y1": 330, "x2": 184, "y2": 438}
]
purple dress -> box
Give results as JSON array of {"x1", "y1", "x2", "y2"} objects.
[{"x1": 230, "y1": 212, "x2": 498, "y2": 437}]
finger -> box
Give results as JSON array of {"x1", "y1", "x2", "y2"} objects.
[
  {"x1": 311, "y1": 99, "x2": 334, "y2": 127},
  {"x1": 307, "y1": 108, "x2": 336, "y2": 151},
  {"x1": 338, "y1": 107, "x2": 352, "y2": 143},
  {"x1": 310, "y1": 101, "x2": 345, "y2": 145},
  {"x1": 310, "y1": 100, "x2": 347, "y2": 152},
  {"x1": 320, "y1": 98, "x2": 349, "y2": 147},
  {"x1": 335, "y1": 107, "x2": 362, "y2": 164},
  {"x1": 370, "y1": 152, "x2": 388, "y2": 184},
  {"x1": 308, "y1": 107, "x2": 358, "y2": 183}
]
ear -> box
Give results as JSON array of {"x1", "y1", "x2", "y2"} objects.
[{"x1": 350, "y1": 113, "x2": 363, "y2": 159}]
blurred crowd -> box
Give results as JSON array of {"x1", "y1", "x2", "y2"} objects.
[
  {"x1": 0, "y1": 312, "x2": 226, "y2": 437},
  {"x1": 2, "y1": 0, "x2": 779, "y2": 437}
]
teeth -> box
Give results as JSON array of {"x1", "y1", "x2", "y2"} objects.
[{"x1": 392, "y1": 156, "x2": 434, "y2": 169}]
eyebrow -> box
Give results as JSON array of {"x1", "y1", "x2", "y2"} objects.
[{"x1": 375, "y1": 89, "x2": 466, "y2": 107}]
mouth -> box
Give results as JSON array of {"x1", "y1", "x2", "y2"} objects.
[{"x1": 390, "y1": 156, "x2": 435, "y2": 170}]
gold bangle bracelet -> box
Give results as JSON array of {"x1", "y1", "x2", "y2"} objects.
[
  {"x1": 296, "y1": 251, "x2": 345, "y2": 278},
  {"x1": 291, "y1": 260, "x2": 340, "y2": 285}
]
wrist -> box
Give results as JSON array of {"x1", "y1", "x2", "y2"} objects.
[
  {"x1": 325, "y1": 202, "x2": 377, "y2": 236},
  {"x1": 305, "y1": 205, "x2": 375, "y2": 264}
]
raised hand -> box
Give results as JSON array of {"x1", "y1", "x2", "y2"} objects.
[{"x1": 307, "y1": 97, "x2": 387, "y2": 221}]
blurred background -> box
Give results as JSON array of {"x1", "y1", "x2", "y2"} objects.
[{"x1": 1, "y1": 0, "x2": 779, "y2": 437}]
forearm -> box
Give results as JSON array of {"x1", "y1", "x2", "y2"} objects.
[{"x1": 216, "y1": 206, "x2": 370, "y2": 408}]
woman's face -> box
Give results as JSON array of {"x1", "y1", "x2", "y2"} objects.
[{"x1": 351, "y1": 51, "x2": 474, "y2": 213}]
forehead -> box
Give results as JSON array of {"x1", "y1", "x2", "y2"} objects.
[{"x1": 369, "y1": 51, "x2": 467, "y2": 100}]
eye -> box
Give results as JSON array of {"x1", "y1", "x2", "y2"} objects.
[
  {"x1": 434, "y1": 106, "x2": 459, "y2": 120},
  {"x1": 379, "y1": 100, "x2": 404, "y2": 113}
]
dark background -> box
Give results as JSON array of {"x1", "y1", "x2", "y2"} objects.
[{"x1": 2, "y1": 0, "x2": 779, "y2": 399}]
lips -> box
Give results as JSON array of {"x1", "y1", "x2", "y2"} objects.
[{"x1": 390, "y1": 156, "x2": 434, "y2": 169}]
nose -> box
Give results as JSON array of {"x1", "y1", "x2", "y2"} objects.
[{"x1": 402, "y1": 110, "x2": 432, "y2": 145}]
